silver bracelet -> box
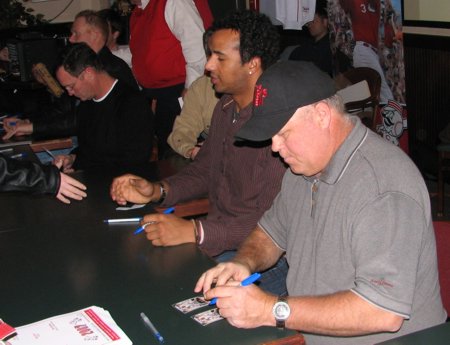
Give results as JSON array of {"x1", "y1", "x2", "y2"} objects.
[{"x1": 156, "y1": 182, "x2": 166, "y2": 204}]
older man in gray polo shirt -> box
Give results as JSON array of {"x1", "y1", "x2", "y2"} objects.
[{"x1": 195, "y1": 61, "x2": 446, "y2": 345}]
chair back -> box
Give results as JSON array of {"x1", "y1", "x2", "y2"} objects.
[
  {"x1": 338, "y1": 67, "x2": 381, "y2": 130},
  {"x1": 433, "y1": 221, "x2": 450, "y2": 315}
]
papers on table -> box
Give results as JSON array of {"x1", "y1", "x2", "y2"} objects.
[
  {"x1": 5, "y1": 306, "x2": 132, "y2": 345},
  {"x1": 0, "y1": 319, "x2": 16, "y2": 341}
]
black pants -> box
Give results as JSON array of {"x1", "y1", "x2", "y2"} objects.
[{"x1": 141, "y1": 83, "x2": 184, "y2": 159}]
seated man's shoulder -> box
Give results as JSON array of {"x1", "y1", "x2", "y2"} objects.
[{"x1": 113, "y1": 82, "x2": 150, "y2": 108}]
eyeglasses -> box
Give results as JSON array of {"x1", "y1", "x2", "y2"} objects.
[{"x1": 62, "y1": 69, "x2": 86, "y2": 92}]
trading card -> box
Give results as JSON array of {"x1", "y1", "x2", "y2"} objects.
[
  {"x1": 172, "y1": 296, "x2": 209, "y2": 314},
  {"x1": 191, "y1": 308, "x2": 223, "y2": 326}
]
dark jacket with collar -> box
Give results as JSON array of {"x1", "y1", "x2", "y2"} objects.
[{"x1": 0, "y1": 154, "x2": 60, "y2": 194}]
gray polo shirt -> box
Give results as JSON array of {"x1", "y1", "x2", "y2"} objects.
[{"x1": 260, "y1": 117, "x2": 446, "y2": 345}]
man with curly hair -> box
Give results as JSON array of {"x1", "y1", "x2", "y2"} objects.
[{"x1": 111, "y1": 10, "x2": 288, "y2": 295}]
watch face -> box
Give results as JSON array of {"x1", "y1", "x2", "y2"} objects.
[{"x1": 274, "y1": 302, "x2": 290, "y2": 319}]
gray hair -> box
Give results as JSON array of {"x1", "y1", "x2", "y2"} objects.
[
  {"x1": 322, "y1": 94, "x2": 346, "y2": 113},
  {"x1": 298, "y1": 94, "x2": 350, "y2": 122}
]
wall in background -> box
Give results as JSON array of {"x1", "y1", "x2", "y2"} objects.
[
  {"x1": 23, "y1": 0, "x2": 110, "y2": 23},
  {"x1": 404, "y1": 0, "x2": 450, "y2": 22},
  {"x1": 403, "y1": 0, "x2": 450, "y2": 36},
  {"x1": 401, "y1": 1, "x2": 450, "y2": 172}
]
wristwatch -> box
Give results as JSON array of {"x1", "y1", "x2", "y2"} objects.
[{"x1": 272, "y1": 296, "x2": 290, "y2": 329}]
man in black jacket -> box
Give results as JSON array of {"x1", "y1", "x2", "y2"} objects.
[
  {"x1": 0, "y1": 154, "x2": 86, "y2": 204},
  {"x1": 5, "y1": 44, "x2": 154, "y2": 171},
  {"x1": 2, "y1": 10, "x2": 138, "y2": 141},
  {"x1": 48, "y1": 43, "x2": 153, "y2": 172}
]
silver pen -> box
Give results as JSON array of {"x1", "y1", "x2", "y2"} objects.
[
  {"x1": 140, "y1": 312, "x2": 164, "y2": 343},
  {"x1": 0, "y1": 148, "x2": 13, "y2": 154},
  {"x1": 43, "y1": 147, "x2": 56, "y2": 159},
  {"x1": 103, "y1": 217, "x2": 142, "y2": 224}
]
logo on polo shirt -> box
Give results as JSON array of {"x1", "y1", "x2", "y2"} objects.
[
  {"x1": 254, "y1": 84, "x2": 267, "y2": 107},
  {"x1": 371, "y1": 278, "x2": 394, "y2": 288}
]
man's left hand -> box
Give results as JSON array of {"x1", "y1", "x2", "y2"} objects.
[
  {"x1": 206, "y1": 283, "x2": 276, "y2": 329},
  {"x1": 141, "y1": 213, "x2": 196, "y2": 246},
  {"x1": 57, "y1": 173, "x2": 87, "y2": 204}
]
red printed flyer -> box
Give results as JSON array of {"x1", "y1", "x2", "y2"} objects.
[{"x1": 4, "y1": 306, "x2": 132, "y2": 345}]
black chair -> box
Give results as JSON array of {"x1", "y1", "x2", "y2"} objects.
[{"x1": 339, "y1": 67, "x2": 381, "y2": 131}]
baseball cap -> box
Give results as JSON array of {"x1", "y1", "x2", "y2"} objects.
[{"x1": 236, "y1": 61, "x2": 336, "y2": 141}]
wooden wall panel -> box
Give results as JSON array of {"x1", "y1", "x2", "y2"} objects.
[{"x1": 404, "y1": 34, "x2": 450, "y2": 173}]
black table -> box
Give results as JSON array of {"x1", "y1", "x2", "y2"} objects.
[{"x1": 0, "y1": 162, "x2": 294, "y2": 345}]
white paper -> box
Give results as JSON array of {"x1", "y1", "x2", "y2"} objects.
[{"x1": 6, "y1": 306, "x2": 132, "y2": 345}]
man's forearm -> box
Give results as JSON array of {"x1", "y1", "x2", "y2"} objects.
[
  {"x1": 284, "y1": 291, "x2": 403, "y2": 336},
  {"x1": 232, "y1": 226, "x2": 283, "y2": 273}
]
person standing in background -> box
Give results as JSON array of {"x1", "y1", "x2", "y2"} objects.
[
  {"x1": 97, "y1": 8, "x2": 133, "y2": 68},
  {"x1": 129, "y1": 0, "x2": 213, "y2": 159},
  {"x1": 289, "y1": 0, "x2": 333, "y2": 76},
  {"x1": 167, "y1": 74, "x2": 218, "y2": 160},
  {"x1": 69, "y1": 10, "x2": 138, "y2": 90}
]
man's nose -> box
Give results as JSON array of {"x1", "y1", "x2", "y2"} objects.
[
  {"x1": 271, "y1": 136, "x2": 281, "y2": 152},
  {"x1": 205, "y1": 56, "x2": 215, "y2": 72}
]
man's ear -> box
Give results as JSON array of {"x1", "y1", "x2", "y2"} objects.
[
  {"x1": 112, "y1": 31, "x2": 120, "y2": 41},
  {"x1": 314, "y1": 101, "x2": 332, "y2": 129},
  {"x1": 248, "y1": 56, "x2": 261, "y2": 75},
  {"x1": 82, "y1": 67, "x2": 95, "y2": 81}
]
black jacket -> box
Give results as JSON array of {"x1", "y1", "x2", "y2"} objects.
[
  {"x1": 98, "y1": 46, "x2": 139, "y2": 91},
  {"x1": 0, "y1": 154, "x2": 60, "y2": 194},
  {"x1": 32, "y1": 46, "x2": 138, "y2": 137},
  {"x1": 31, "y1": 81, "x2": 154, "y2": 171}
]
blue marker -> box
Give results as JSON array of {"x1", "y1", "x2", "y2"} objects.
[
  {"x1": 1, "y1": 121, "x2": 17, "y2": 127},
  {"x1": 209, "y1": 272, "x2": 262, "y2": 305},
  {"x1": 162, "y1": 206, "x2": 175, "y2": 214},
  {"x1": 140, "y1": 312, "x2": 164, "y2": 343},
  {"x1": 133, "y1": 207, "x2": 175, "y2": 235}
]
